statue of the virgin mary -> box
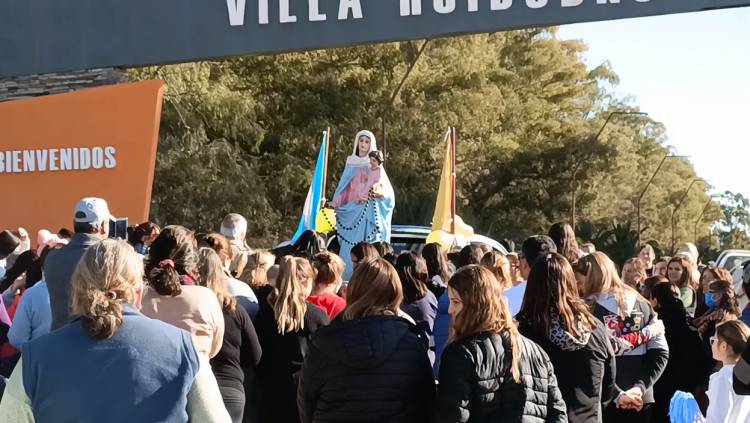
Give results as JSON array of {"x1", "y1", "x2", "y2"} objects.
[{"x1": 330, "y1": 130, "x2": 395, "y2": 278}]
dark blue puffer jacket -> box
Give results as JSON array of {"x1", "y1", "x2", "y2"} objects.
[{"x1": 433, "y1": 291, "x2": 451, "y2": 374}]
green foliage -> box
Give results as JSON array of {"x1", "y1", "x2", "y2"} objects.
[
  {"x1": 596, "y1": 221, "x2": 639, "y2": 269},
  {"x1": 147, "y1": 129, "x2": 282, "y2": 243},
  {"x1": 715, "y1": 191, "x2": 750, "y2": 250},
  {"x1": 130, "y1": 29, "x2": 714, "y2": 250}
]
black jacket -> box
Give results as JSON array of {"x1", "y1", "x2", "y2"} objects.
[
  {"x1": 652, "y1": 306, "x2": 712, "y2": 423},
  {"x1": 297, "y1": 315, "x2": 435, "y2": 423},
  {"x1": 210, "y1": 305, "x2": 262, "y2": 391},
  {"x1": 255, "y1": 302, "x2": 329, "y2": 423},
  {"x1": 434, "y1": 332, "x2": 568, "y2": 423},
  {"x1": 734, "y1": 339, "x2": 750, "y2": 395},
  {"x1": 517, "y1": 317, "x2": 616, "y2": 423}
]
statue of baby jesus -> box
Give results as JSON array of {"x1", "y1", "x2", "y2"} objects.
[{"x1": 360, "y1": 150, "x2": 385, "y2": 204}]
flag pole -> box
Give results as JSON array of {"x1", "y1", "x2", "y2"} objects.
[
  {"x1": 450, "y1": 127, "x2": 456, "y2": 235},
  {"x1": 322, "y1": 127, "x2": 330, "y2": 208}
]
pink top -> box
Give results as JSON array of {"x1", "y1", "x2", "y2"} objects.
[
  {"x1": 367, "y1": 167, "x2": 382, "y2": 193},
  {"x1": 332, "y1": 167, "x2": 381, "y2": 207},
  {"x1": 140, "y1": 285, "x2": 225, "y2": 359}
]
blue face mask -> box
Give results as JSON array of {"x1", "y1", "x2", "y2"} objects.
[{"x1": 705, "y1": 292, "x2": 718, "y2": 308}]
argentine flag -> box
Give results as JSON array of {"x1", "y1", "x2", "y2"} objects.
[{"x1": 291, "y1": 131, "x2": 328, "y2": 243}]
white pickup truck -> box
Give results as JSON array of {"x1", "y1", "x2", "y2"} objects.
[{"x1": 717, "y1": 250, "x2": 750, "y2": 309}]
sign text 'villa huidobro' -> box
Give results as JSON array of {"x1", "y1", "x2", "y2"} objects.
[
  {"x1": 226, "y1": 0, "x2": 652, "y2": 26},
  {"x1": 1, "y1": 0, "x2": 749, "y2": 78}
]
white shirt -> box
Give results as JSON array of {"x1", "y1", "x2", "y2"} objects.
[
  {"x1": 225, "y1": 277, "x2": 257, "y2": 303},
  {"x1": 504, "y1": 280, "x2": 527, "y2": 317},
  {"x1": 707, "y1": 364, "x2": 750, "y2": 423}
]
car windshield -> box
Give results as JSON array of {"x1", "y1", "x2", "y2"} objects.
[
  {"x1": 723, "y1": 254, "x2": 750, "y2": 270},
  {"x1": 392, "y1": 237, "x2": 427, "y2": 254}
]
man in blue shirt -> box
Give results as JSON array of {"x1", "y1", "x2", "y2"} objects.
[{"x1": 505, "y1": 235, "x2": 557, "y2": 316}]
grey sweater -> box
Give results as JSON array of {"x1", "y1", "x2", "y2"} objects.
[{"x1": 43, "y1": 233, "x2": 101, "y2": 330}]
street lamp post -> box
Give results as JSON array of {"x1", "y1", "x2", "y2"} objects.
[
  {"x1": 571, "y1": 111, "x2": 649, "y2": 227},
  {"x1": 636, "y1": 154, "x2": 687, "y2": 246},
  {"x1": 694, "y1": 195, "x2": 717, "y2": 242},
  {"x1": 670, "y1": 178, "x2": 705, "y2": 253}
]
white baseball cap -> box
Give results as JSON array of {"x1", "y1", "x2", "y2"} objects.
[{"x1": 74, "y1": 197, "x2": 112, "y2": 224}]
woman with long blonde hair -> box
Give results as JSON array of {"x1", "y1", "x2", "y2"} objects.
[
  {"x1": 198, "y1": 248, "x2": 261, "y2": 423},
  {"x1": 0, "y1": 239, "x2": 229, "y2": 422},
  {"x1": 578, "y1": 252, "x2": 669, "y2": 423},
  {"x1": 200, "y1": 233, "x2": 260, "y2": 320},
  {"x1": 254, "y1": 256, "x2": 328, "y2": 423},
  {"x1": 434, "y1": 265, "x2": 566, "y2": 423},
  {"x1": 238, "y1": 250, "x2": 275, "y2": 298},
  {"x1": 480, "y1": 250, "x2": 513, "y2": 290},
  {"x1": 298, "y1": 258, "x2": 435, "y2": 423}
]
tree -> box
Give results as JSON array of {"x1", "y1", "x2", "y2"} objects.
[
  {"x1": 715, "y1": 191, "x2": 750, "y2": 250},
  {"x1": 129, "y1": 29, "x2": 712, "y2": 250}
]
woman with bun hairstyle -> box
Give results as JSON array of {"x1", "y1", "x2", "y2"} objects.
[
  {"x1": 144, "y1": 225, "x2": 200, "y2": 285},
  {"x1": 309, "y1": 252, "x2": 346, "y2": 319},
  {"x1": 0, "y1": 239, "x2": 230, "y2": 422},
  {"x1": 480, "y1": 251, "x2": 513, "y2": 290},
  {"x1": 298, "y1": 258, "x2": 434, "y2": 423},
  {"x1": 140, "y1": 226, "x2": 225, "y2": 359},
  {"x1": 254, "y1": 256, "x2": 329, "y2": 423}
]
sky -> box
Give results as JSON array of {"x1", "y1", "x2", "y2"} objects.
[{"x1": 557, "y1": 7, "x2": 750, "y2": 199}]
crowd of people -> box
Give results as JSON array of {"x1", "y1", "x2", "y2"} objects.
[{"x1": 1, "y1": 197, "x2": 750, "y2": 422}]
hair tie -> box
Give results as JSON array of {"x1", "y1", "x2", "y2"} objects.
[
  {"x1": 159, "y1": 259, "x2": 175, "y2": 269},
  {"x1": 105, "y1": 290, "x2": 117, "y2": 301}
]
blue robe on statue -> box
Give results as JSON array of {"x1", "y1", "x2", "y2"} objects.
[{"x1": 332, "y1": 130, "x2": 394, "y2": 279}]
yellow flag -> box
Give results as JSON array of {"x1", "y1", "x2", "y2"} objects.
[{"x1": 430, "y1": 129, "x2": 473, "y2": 247}]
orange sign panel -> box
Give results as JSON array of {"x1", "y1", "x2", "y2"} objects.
[{"x1": 0, "y1": 80, "x2": 163, "y2": 240}]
